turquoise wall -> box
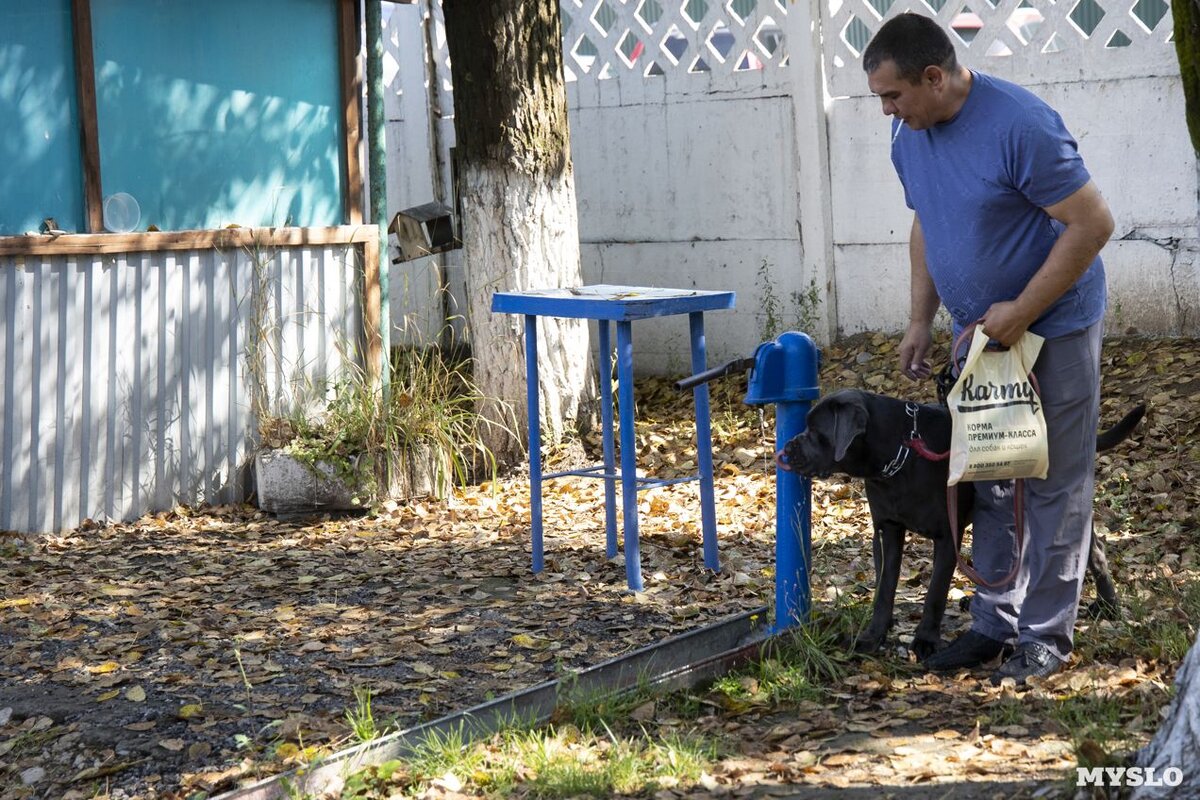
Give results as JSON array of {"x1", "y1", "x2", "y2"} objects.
[
  {"x1": 89, "y1": 0, "x2": 346, "y2": 231},
  {"x1": 0, "y1": 2, "x2": 84, "y2": 234}
]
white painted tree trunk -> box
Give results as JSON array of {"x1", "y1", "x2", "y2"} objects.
[
  {"x1": 1133, "y1": 628, "x2": 1200, "y2": 799},
  {"x1": 460, "y1": 160, "x2": 591, "y2": 461}
]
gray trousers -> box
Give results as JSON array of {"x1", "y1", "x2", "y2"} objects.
[{"x1": 967, "y1": 320, "x2": 1104, "y2": 662}]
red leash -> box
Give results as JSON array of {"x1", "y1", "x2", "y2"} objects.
[
  {"x1": 948, "y1": 478, "x2": 1026, "y2": 590},
  {"x1": 930, "y1": 324, "x2": 1032, "y2": 589},
  {"x1": 906, "y1": 435, "x2": 1025, "y2": 590}
]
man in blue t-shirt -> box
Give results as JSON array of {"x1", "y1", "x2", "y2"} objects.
[{"x1": 862, "y1": 13, "x2": 1115, "y2": 685}]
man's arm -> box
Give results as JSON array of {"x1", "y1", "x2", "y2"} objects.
[
  {"x1": 899, "y1": 213, "x2": 941, "y2": 380},
  {"x1": 980, "y1": 179, "x2": 1114, "y2": 345}
]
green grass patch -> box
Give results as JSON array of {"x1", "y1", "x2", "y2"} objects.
[
  {"x1": 1045, "y1": 690, "x2": 1164, "y2": 772},
  {"x1": 340, "y1": 723, "x2": 720, "y2": 799},
  {"x1": 981, "y1": 696, "x2": 1029, "y2": 729},
  {"x1": 1075, "y1": 574, "x2": 1200, "y2": 664},
  {"x1": 345, "y1": 685, "x2": 380, "y2": 743},
  {"x1": 555, "y1": 673, "x2": 658, "y2": 731},
  {"x1": 703, "y1": 612, "x2": 850, "y2": 714}
]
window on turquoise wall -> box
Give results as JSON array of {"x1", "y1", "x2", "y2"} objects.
[
  {"x1": 0, "y1": 0, "x2": 347, "y2": 235},
  {"x1": 0, "y1": 4, "x2": 85, "y2": 235}
]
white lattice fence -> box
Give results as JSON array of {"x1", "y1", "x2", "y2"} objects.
[
  {"x1": 825, "y1": 0, "x2": 1177, "y2": 96},
  {"x1": 560, "y1": 0, "x2": 790, "y2": 80},
  {"x1": 413, "y1": 1, "x2": 791, "y2": 101}
]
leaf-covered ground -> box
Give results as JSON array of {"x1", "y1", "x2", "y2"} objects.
[{"x1": 1, "y1": 333, "x2": 1196, "y2": 800}]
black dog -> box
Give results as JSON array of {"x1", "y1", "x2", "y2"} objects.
[{"x1": 780, "y1": 389, "x2": 1144, "y2": 660}]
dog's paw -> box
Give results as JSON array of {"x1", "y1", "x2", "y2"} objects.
[
  {"x1": 849, "y1": 632, "x2": 887, "y2": 655},
  {"x1": 910, "y1": 636, "x2": 939, "y2": 661},
  {"x1": 1083, "y1": 597, "x2": 1122, "y2": 621}
]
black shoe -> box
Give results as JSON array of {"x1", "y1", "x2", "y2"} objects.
[
  {"x1": 923, "y1": 630, "x2": 1013, "y2": 672},
  {"x1": 990, "y1": 642, "x2": 1064, "y2": 686}
]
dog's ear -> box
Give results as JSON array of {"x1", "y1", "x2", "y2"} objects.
[{"x1": 830, "y1": 395, "x2": 869, "y2": 462}]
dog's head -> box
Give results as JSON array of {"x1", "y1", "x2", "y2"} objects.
[{"x1": 780, "y1": 390, "x2": 869, "y2": 478}]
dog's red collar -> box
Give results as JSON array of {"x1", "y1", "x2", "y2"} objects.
[{"x1": 881, "y1": 403, "x2": 949, "y2": 476}]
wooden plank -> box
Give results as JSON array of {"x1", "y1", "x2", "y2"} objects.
[
  {"x1": 201, "y1": 249, "x2": 219, "y2": 504},
  {"x1": 91, "y1": 257, "x2": 118, "y2": 520},
  {"x1": 109, "y1": 256, "x2": 133, "y2": 520},
  {"x1": 0, "y1": 263, "x2": 16, "y2": 528},
  {"x1": 314, "y1": 248, "x2": 331, "y2": 384},
  {"x1": 85, "y1": 259, "x2": 114, "y2": 522},
  {"x1": 71, "y1": 0, "x2": 103, "y2": 233},
  {"x1": 362, "y1": 236, "x2": 382, "y2": 385},
  {"x1": 210, "y1": 249, "x2": 234, "y2": 503},
  {"x1": 129, "y1": 252, "x2": 150, "y2": 515},
  {"x1": 180, "y1": 251, "x2": 204, "y2": 505},
  {"x1": 228, "y1": 251, "x2": 252, "y2": 505},
  {"x1": 0, "y1": 226, "x2": 379, "y2": 256},
  {"x1": 339, "y1": 0, "x2": 365, "y2": 225},
  {"x1": 52, "y1": 256, "x2": 74, "y2": 531},
  {"x1": 10, "y1": 267, "x2": 36, "y2": 530},
  {"x1": 160, "y1": 254, "x2": 185, "y2": 508}
]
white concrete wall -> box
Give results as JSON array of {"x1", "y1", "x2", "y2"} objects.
[
  {"x1": 828, "y1": 76, "x2": 1198, "y2": 337},
  {"x1": 570, "y1": 74, "x2": 807, "y2": 371},
  {"x1": 383, "y1": 1, "x2": 812, "y2": 373},
  {"x1": 819, "y1": 1, "x2": 1198, "y2": 338},
  {"x1": 382, "y1": 0, "x2": 1199, "y2": 373}
]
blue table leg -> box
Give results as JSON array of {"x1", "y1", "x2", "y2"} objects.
[
  {"x1": 689, "y1": 312, "x2": 720, "y2": 572},
  {"x1": 524, "y1": 314, "x2": 543, "y2": 573},
  {"x1": 615, "y1": 320, "x2": 643, "y2": 591},
  {"x1": 597, "y1": 321, "x2": 618, "y2": 558}
]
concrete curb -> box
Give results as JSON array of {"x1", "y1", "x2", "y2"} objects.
[{"x1": 215, "y1": 605, "x2": 773, "y2": 799}]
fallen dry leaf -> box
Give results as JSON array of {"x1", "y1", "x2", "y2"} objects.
[{"x1": 0, "y1": 333, "x2": 1191, "y2": 800}]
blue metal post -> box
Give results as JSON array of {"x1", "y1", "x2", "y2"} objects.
[
  {"x1": 525, "y1": 315, "x2": 544, "y2": 572},
  {"x1": 615, "y1": 320, "x2": 644, "y2": 591},
  {"x1": 689, "y1": 311, "x2": 720, "y2": 572},
  {"x1": 773, "y1": 402, "x2": 812, "y2": 631},
  {"x1": 743, "y1": 332, "x2": 820, "y2": 633},
  {"x1": 597, "y1": 321, "x2": 618, "y2": 558}
]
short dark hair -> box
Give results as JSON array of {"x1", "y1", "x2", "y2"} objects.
[{"x1": 862, "y1": 13, "x2": 958, "y2": 83}]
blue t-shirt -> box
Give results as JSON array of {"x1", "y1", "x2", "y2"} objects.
[{"x1": 890, "y1": 71, "x2": 1106, "y2": 339}]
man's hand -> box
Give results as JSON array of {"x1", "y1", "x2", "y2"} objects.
[
  {"x1": 899, "y1": 323, "x2": 933, "y2": 380},
  {"x1": 980, "y1": 301, "x2": 1033, "y2": 347}
]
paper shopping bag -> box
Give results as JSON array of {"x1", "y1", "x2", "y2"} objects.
[{"x1": 947, "y1": 327, "x2": 1048, "y2": 485}]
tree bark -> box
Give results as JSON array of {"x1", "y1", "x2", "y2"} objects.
[
  {"x1": 1174, "y1": 0, "x2": 1200, "y2": 154},
  {"x1": 1133, "y1": 628, "x2": 1200, "y2": 799},
  {"x1": 442, "y1": 0, "x2": 592, "y2": 464}
]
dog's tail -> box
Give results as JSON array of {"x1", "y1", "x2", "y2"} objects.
[{"x1": 1096, "y1": 403, "x2": 1146, "y2": 452}]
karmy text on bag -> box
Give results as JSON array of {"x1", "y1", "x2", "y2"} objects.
[{"x1": 947, "y1": 326, "x2": 1049, "y2": 485}]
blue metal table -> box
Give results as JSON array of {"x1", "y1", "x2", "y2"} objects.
[{"x1": 491, "y1": 285, "x2": 736, "y2": 591}]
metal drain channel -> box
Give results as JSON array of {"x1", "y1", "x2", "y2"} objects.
[{"x1": 217, "y1": 605, "x2": 772, "y2": 800}]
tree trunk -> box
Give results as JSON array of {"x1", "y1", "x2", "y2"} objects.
[
  {"x1": 1175, "y1": 0, "x2": 1200, "y2": 154},
  {"x1": 1133, "y1": 628, "x2": 1200, "y2": 798},
  {"x1": 442, "y1": 0, "x2": 592, "y2": 464},
  {"x1": 1102, "y1": 13, "x2": 1198, "y2": 782}
]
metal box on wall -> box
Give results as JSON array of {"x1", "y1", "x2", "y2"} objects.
[{"x1": 389, "y1": 201, "x2": 460, "y2": 263}]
